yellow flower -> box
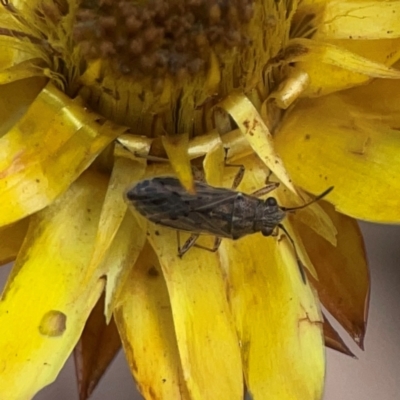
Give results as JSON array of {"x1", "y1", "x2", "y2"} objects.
[{"x1": 0, "y1": 0, "x2": 398, "y2": 399}]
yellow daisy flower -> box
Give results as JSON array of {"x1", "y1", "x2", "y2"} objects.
[{"x1": 0, "y1": 0, "x2": 398, "y2": 399}]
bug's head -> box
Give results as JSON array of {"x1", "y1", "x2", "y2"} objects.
[
  {"x1": 259, "y1": 187, "x2": 334, "y2": 237},
  {"x1": 260, "y1": 197, "x2": 286, "y2": 236}
]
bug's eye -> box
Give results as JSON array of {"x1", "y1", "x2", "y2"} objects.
[
  {"x1": 261, "y1": 227, "x2": 273, "y2": 236},
  {"x1": 266, "y1": 197, "x2": 277, "y2": 207}
]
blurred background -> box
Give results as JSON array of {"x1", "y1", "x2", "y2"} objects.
[{"x1": 1, "y1": 222, "x2": 399, "y2": 400}]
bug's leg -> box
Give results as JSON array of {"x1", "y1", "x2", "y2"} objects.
[
  {"x1": 229, "y1": 164, "x2": 245, "y2": 190},
  {"x1": 251, "y1": 182, "x2": 280, "y2": 197},
  {"x1": 250, "y1": 168, "x2": 280, "y2": 197},
  {"x1": 223, "y1": 148, "x2": 245, "y2": 190},
  {"x1": 277, "y1": 224, "x2": 307, "y2": 284},
  {"x1": 265, "y1": 169, "x2": 274, "y2": 184},
  {"x1": 176, "y1": 231, "x2": 181, "y2": 253},
  {"x1": 178, "y1": 232, "x2": 200, "y2": 257},
  {"x1": 193, "y1": 236, "x2": 222, "y2": 253}
]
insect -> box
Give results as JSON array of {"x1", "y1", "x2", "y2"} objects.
[{"x1": 125, "y1": 174, "x2": 333, "y2": 282}]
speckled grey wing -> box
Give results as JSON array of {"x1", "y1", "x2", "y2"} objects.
[{"x1": 125, "y1": 177, "x2": 237, "y2": 237}]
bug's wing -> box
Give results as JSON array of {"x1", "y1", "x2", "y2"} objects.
[{"x1": 126, "y1": 177, "x2": 237, "y2": 237}]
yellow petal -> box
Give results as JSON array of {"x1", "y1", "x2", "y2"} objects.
[
  {"x1": 319, "y1": 1, "x2": 400, "y2": 40},
  {"x1": 0, "y1": 77, "x2": 46, "y2": 137},
  {"x1": 275, "y1": 88, "x2": 400, "y2": 222},
  {"x1": 222, "y1": 234, "x2": 325, "y2": 399},
  {"x1": 219, "y1": 92, "x2": 297, "y2": 193},
  {"x1": 276, "y1": 184, "x2": 337, "y2": 247},
  {"x1": 284, "y1": 38, "x2": 400, "y2": 97},
  {"x1": 0, "y1": 170, "x2": 107, "y2": 399},
  {"x1": 294, "y1": 202, "x2": 369, "y2": 347},
  {"x1": 89, "y1": 154, "x2": 147, "y2": 319},
  {"x1": 216, "y1": 155, "x2": 324, "y2": 400},
  {"x1": 0, "y1": 82, "x2": 126, "y2": 226},
  {"x1": 288, "y1": 38, "x2": 400, "y2": 79},
  {"x1": 147, "y1": 226, "x2": 243, "y2": 400},
  {"x1": 162, "y1": 132, "x2": 194, "y2": 192},
  {"x1": 114, "y1": 242, "x2": 190, "y2": 400},
  {"x1": 217, "y1": 154, "x2": 325, "y2": 398},
  {"x1": 0, "y1": 59, "x2": 49, "y2": 84},
  {"x1": 204, "y1": 50, "x2": 221, "y2": 95},
  {"x1": 202, "y1": 137, "x2": 225, "y2": 186},
  {"x1": 84, "y1": 156, "x2": 145, "y2": 282},
  {"x1": 220, "y1": 128, "x2": 253, "y2": 161},
  {"x1": 0, "y1": 218, "x2": 29, "y2": 265},
  {"x1": 79, "y1": 59, "x2": 103, "y2": 87},
  {"x1": 103, "y1": 210, "x2": 147, "y2": 322},
  {"x1": 115, "y1": 133, "x2": 152, "y2": 156},
  {"x1": 188, "y1": 130, "x2": 222, "y2": 159},
  {"x1": 341, "y1": 71, "x2": 400, "y2": 117},
  {"x1": 282, "y1": 218, "x2": 318, "y2": 279}
]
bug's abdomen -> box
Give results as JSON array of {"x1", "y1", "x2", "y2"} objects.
[{"x1": 126, "y1": 178, "x2": 190, "y2": 221}]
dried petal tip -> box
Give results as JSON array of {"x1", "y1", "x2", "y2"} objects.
[{"x1": 73, "y1": 0, "x2": 254, "y2": 77}]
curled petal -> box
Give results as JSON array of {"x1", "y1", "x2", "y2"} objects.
[{"x1": 219, "y1": 92, "x2": 297, "y2": 193}]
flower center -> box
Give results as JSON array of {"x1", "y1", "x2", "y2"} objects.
[{"x1": 73, "y1": 0, "x2": 254, "y2": 79}]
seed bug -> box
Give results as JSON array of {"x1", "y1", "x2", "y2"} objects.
[{"x1": 125, "y1": 169, "x2": 333, "y2": 283}]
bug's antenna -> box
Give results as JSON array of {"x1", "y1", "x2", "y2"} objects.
[
  {"x1": 280, "y1": 186, "x2": 334, "y2": 212},
  {"x1": 278, "y1": 224, "x2": 306, "y2": 284}
]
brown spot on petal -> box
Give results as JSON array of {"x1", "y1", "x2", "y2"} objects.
[
  {"x1": 147, "y1": 266, "x2": 159, "y2": 277},
  {"x1": 349, "y1": 136, "x2": 371, "y2": 156},
  {"x1": 243, "y1": 118, "x2": 258, "y2": 136},
  {"x1": 39, "y1": 310, "x2": 67, "y2": 337}
]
